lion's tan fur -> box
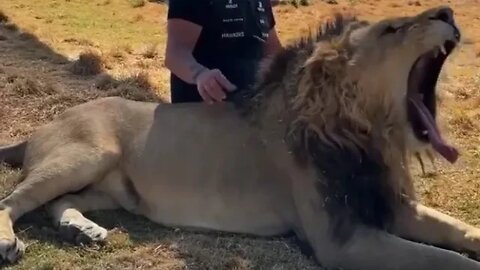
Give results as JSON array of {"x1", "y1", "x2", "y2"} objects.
[{"x1": 1, "y1": 6, "x2": 480, "y2": 270}]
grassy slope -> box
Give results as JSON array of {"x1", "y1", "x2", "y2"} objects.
[
  {"x1": 0, "y1": 0, "x2": 479, "y2": 269},
  {"x1": 0, "y1": 0, "x2": 166, "y2": 49}
]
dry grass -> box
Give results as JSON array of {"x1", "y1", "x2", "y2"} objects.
[
  {"x1": 0, "y1": 11, "x2": 9, "y2": 23},
  {"x1": 0, "y1": 0, "x2": 480, "y2": 269},
  {"x1": 68, "y1": 50, "x2": 104, "y2": 76},
  {"x1": 130, "y1": 14, "x2": 144, "y2": 23},
  {"x1": 95, "y1": 71, "x2": 161, "y2": 102},
  {"x1": 277, "y1": 0, "x2": 310, "y2": 7},
  {"x1": 101, "y1": 45, "x2": 135, "y2": 68},
  {"x1": 121, "y1": 44, "x2": 134, "y2": 54},
  {"x1": 449, "y1": 110, "x2": 477, "y2": 135},
  {"x1": 3, "y1": 23, "x2": 18, "y2": 32},
  {"x1": 62, "y1": 38, "x2": 95, "y2": 47},
  {"x1": 128, "y1": 0, "x2": 145, "y2": 8},
  {"x1": 135, "y1": 59, "x2": 151, "y2": 69},
  {"x1": 106, "y1": 46, "x2": 127, "y2": 61},
  {"x1": 99, "y1": 0, "x2": 111, "y2": 6},
  {"x1": 95, "y1": 72, "x2": 119, "y2": 90},
  {"x1": 139, "y1": 42, "x2": 158, "y2": 59},
  {"x1": 5, "y1": 73, "x2": 57, "y2": 97}
]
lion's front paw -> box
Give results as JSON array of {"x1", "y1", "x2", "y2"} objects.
[
  {"x1": 58, "y1": 218, "x2": 108, "y2": 245},
  {"x1": 463, "y1": 230, "x2": 480, "y2": 260},
  {"x1": 0, "y1": 237, "x2": 25, "y2": 264}
]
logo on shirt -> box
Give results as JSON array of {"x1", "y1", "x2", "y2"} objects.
[
  {"x1": 221, "y1": 32, "x2": 245, "y2": 38},
  {"x1": 223, "y1": 18, "x2": 244, "y2": 23},
  {"x1": 225, "y1": 0, "x2": 238, "y2": 9},
  {"x1": 257, "y1": 1, "x2": 265, "y2": 12}
]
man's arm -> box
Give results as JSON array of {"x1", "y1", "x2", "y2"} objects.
[
  {"x1": 263, "y1": 2, "x2": 283, "y2": 57},
  {"x1": 164, "y1": 18, "x2": 236, "y2": 103},
  {"x1": 164, "y1": 19, "x2": 206, "y2": 84},
  {"x1": 257, "y1": 27, "x2": 283, "y2": 75},
  {"x1": 263, "y1": 27, "x2": 283, "y2": 57}
]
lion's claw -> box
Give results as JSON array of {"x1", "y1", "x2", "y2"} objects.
[
  {"x1": 58, "y1": 219, "x2": 107, "y2": 245},
  {"x1": 0, "y1": 237, "x2": 25, "y2": 264}
]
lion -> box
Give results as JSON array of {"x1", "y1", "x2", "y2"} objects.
[{"x1": 0, "y1": 5, "x2": 479, "y2": 270}]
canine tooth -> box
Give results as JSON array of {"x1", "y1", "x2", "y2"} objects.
[
  {"x1": 422, "y1": 130, "x2": 428, "y2": 135},
  {"x1": 440, "y1": 45, "x2": 447, "y2": 55},
  {"x1": 433, "y1": 47, "x2": 439, "y2": 57}
]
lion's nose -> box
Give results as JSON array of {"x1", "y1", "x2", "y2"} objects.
[
  {"x1": 432, "y1": 7, "x2": 454, "y2": 25},
  {"x1": 431, "y1": 7, "x2": 461, "y2": 41}
]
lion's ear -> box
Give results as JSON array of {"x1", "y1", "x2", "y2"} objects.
[
  {"x1": 302, "y1": 43, "x2": 347, "y2": 84},
  {"x1": 303, "y1": 43, "x2": 340, "y2": 69}
]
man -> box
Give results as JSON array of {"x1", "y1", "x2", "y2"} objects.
[{"x1": 164, "y1": 0, "x2": 283, "y2": 104}]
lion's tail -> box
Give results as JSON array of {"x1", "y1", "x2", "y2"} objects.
[{"x1": 0, "y1": 141, "x2": 27, "y2": 168}]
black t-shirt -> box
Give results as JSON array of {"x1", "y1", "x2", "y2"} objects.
[{"x1": 167, "y1": 0, "x2": 276, "y2": 103}]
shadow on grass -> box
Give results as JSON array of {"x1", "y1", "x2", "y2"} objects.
[
  {"x1": 12, "y1": 208, "x2": 315, "y2": 270},
  {"x1": 16, "y1": 208, "x2": 282, "y2": 245},
  {"x1": 0, "y1": 14, "x2": 69, "y2": 67},
  {"x1": 0, "y1": 11, "x2": 163, "y2": 102}
]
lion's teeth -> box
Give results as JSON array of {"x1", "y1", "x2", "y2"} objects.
[
  {"x1": 440, "y1": 45, "x2": 447, "y2": 55},
  {"x1": 422, "y1": 130, "x2": 428, "y2": 135},
  {"x1": 433, "y1": 47, "x2": 439, "y2": 58}
]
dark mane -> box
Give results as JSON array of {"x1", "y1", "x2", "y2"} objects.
[
  {"x1": 232, "y1": 13, "x2": 401, "y2": 244},
  {"x1": 232, "y1": 13, "x2": 363, "y2": 116}
]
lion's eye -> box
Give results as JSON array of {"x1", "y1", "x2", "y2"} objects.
[{"x1": 381, "y1": 25, "x2": 400, "y2": 36}]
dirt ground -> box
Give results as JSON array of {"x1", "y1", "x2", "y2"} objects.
[{"x1": 0, "y1": 0, "x2": 479, "y2": 269}]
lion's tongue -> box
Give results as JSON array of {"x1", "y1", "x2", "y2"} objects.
[{"x1": 409, "y1": 97, "x2": 459, "y2": 163}]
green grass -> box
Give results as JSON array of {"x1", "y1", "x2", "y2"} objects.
[{"x1": 0, "y1": 0, "x2": 166, "y2": 52}]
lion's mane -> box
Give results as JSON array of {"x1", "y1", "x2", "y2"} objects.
[{"x1": 234, "y1": 14, "x2": 412, "y2": 242}]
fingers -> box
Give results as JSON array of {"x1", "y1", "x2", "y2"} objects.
[
  {"x1": 197, "y1": 85, "x2": 214, "y2": 104},
  {"x1": 198, "y1": 79, "x2": 224, "y2": 103},
  {"x1": 196, "y1": 69, "x2": 237, "y2": 104},
  {"x1": 213, "y1": 71, "x2": 237, "y2": 92},
  {"x1": 205, "y1": 77, "x2": 226, "y2": 102}
]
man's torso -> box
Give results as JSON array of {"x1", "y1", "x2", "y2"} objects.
[{"x1": 169, "y1": 0, "x2": 275, "y2": 102}]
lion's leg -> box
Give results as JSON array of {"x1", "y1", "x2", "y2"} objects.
[
  {"x1": 0, "y1": 145, "x2": 118, "y2": 263},
  {"x1": 393, "y1": 201, "x2": 480, "y2": 258},
  {"x1": 292, "y1": 180, "x2": 480, "y2": 269},
  {"x1": 47, "y1": 169, "x2": 139, "y2": 245},
  {"x1": 299, "y1": 215, "x2": 480, "y2": 270},
  {"x1": 47, "y1": 188, "x2": 119, "y2": 245}
]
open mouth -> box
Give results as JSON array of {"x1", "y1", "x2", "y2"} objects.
[{"x1": 407, "y1": 38, "x2": 459, "y2": 163}]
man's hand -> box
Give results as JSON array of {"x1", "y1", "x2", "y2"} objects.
[{"x1": 195, "y1": 68, "x2": 237, "y2": 103}]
